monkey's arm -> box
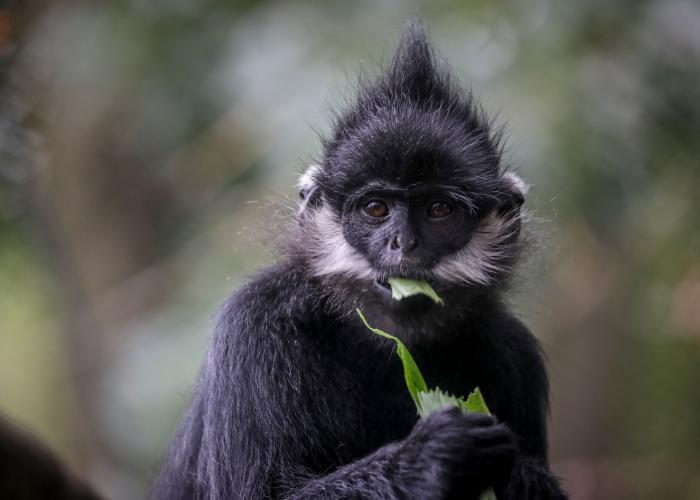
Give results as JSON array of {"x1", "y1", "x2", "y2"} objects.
[
  {"x1": 284, "y1": 408, "x2": 514, "y2": 500},
  {"x1": 502, "y1": 457, "x2": 568, "y2": 500},
  {"x1": 489, "y1": 316, "x2": 568, "y2": 500}
]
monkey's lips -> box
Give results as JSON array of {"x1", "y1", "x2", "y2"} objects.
[{"x1": 373, "y1": 279, "x2": 393, "y2": 298}]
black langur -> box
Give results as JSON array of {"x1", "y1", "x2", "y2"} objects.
[{"x1": 152, "y1": 20, "x2": 568, "y2": 500}]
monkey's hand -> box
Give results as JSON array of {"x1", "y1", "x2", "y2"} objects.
[
  {"x1": 284, "y1": 407, "x2": 516, "y2": 500},
  {"x1": 396, "y1": 406, "x2": 517, "y2": 498}
]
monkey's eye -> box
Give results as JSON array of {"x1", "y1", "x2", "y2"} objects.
[
  {"x1": 427, "y1": 201, "x2": 452, "y2": 219},
  {"x1": 363, "y1": 199, "x2": 389, "y2": 218}
]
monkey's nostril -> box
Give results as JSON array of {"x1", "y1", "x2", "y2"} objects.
[
  {"x1": 405, "y1": 237, "x2": 419, "y2": 251},
  {"x1": 390, "y1": 236, "x2": 400, "y2": 250},
  {"x1": 389, "y1": 235, "x2": 419, "y2": 253}
]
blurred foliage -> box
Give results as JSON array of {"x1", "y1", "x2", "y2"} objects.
[{"x1": 1, "y1": 0, "x2": 699, "y2": 499}]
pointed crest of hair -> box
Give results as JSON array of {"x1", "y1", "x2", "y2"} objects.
[
  {"x1": 321, "y1": 18, "x2": 504, "y2": 191},
  {"x1": 387, "y1": 19, "x2": 442, "y2": 103}
]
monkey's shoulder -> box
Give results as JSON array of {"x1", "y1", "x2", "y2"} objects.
[
  {"x1": 216, "y1": 260, "x2": 317, "y2": 324},
  {"x1": 474, "y1": 308, "x2": 548, "y2": 397},
  {"x1": 473, "y1": 307, "x2": 550, "y2": 456},
  {"x1": 210, "y1": 262, "x2": 370, "y2": 425},
  {"x1": 211, "y1": 260, "x2": 337, "y2": 360},
  {"x1": 494, "y1": 310, "x2": 542, "y2": 352}
]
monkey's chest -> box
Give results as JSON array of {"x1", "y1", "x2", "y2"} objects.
[
  {"x1": 309, "y1": 323, "x2": 481, "y2": 469},
  {"x1": 324, "y1": 343, "x2": 477, "y2": 464}
]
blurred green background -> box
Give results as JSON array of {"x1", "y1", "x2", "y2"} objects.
[{"x1": 1, "y1": 0, "x2": 699, "y2": 499}]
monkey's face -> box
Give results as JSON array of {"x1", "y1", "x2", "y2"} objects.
[
  {"x1": 295, "y1": 27, "x2": 527, "y2": 299},
  {"x1": 339, "y1": 182, "x2": 481, "y2": 285},
  {"x1": 297, "y1": 131, "x2": 526, "y2": 296}
]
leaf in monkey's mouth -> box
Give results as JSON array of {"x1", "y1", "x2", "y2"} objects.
[{"x1": 387, "y1": 277, "x2": 443, "y2": 305}]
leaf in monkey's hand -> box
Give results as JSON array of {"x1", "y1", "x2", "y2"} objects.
[
  {"x1": 387, "y1": 278, "x2": 443, "y2": 305},
  {"x1": 421, "y1": 386, "x2": 496, "y2": 500},
  {"x1": 356, "y1": 309, "x2": 497, "y2": 500},
  {"x1": 356, "y1": 309, "x2": 428, "y2": 408},
  {"x1": 463, "y1": 387, "x2": 491, "y2": 415},
  {"x1": 416, "y1": 387, "x2": 465, "y2": 418},
  {"x1": 416, "y1": 387, "x2": 491, "y2": 418}
]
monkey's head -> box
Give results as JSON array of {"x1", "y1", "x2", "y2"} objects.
[{"x1": 296, "y1": 21, "x2": 527, "y2": 310}]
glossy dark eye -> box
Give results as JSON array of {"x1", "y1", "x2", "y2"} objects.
[
  {"x1": 363, "y1": 199, "x2": 389, "y2": 218},
  {"x1": 427, "y1": 201, "x2": 452, "y2": 219}
]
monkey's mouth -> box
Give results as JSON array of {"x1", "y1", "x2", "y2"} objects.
[
  {"x1": 373, "y1": 276, "x2": 439, "y2": 302},
  {"x1": 373, "y1": 279, "x2": 393, "y2": 299}
]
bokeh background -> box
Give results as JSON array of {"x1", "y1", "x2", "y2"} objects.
[{"x1": 1, "y1": 0, "x2": 699, "y2": 499}]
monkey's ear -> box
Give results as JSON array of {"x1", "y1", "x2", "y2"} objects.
[
  {"x1": 498, "y1": 171, "x2": 528, "y2": 216},
  {"x1": 297, "y1": 164, "x2": 323, "y2": 215}
]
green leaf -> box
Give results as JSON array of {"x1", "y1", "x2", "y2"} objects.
[
  {"x1": 416, "y1": 388, "x2": 464, "y2": 418},
  {"x1": 356, "y1": 309, "x2": 428, "y2": 408},
  {"x1": 388, "y1": 278, "x2": 443, "y2": 305},
  {"x1": 356, "y1": 309, "x2": 491, "y2": 419},
  {"x1": 416, "y1": 387, "x2": 491, "y2": 418},
  {"x1": 463, "y1": 387, "x2": 491, "y2": 415},
  {"x1": 416, "y1": 387, "x2": 498, "y2": 499},
  {"x1": 479, "y1": 488, "x2": 498, "y2": 500}
]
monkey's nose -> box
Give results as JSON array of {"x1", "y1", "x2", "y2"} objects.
[{"x1": 390, "y1": 234, "x2": 419, "y2": 253}]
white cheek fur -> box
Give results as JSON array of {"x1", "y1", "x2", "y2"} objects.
[
  {"x1": 304, "y1": 204, "x2": 375, "y2": 280},
  {"x1": 297, "y1": 164, "x2": 322, "y2": 215},
  {"x1": 297, "y1": 164, "x2": 321, "y2": 194},
  {"x1": 503, "y1": 171, "x2": 529, "y2": 196},
  {"x1": 434, "y1": 212, "x2": 518, "y2": 285}
]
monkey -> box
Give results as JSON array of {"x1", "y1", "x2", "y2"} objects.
[
  {"x1": 0, "y1": 415, "x2": 102, "y2": 500},
  {"x1": 151, "y1": 20, "x2": 568, "y2": 500}
]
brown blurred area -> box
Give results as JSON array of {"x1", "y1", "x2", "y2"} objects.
[{"x1": 1, "y1": 1, "x2": 699, "y2": 499}]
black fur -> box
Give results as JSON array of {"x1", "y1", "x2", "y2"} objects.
[{"x1": 152, "y1": 20, "x2": 568, "y2": 500}]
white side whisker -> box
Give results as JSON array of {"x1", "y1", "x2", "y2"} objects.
[
  {"x1": 434, "y1": 212, "x2": 518, "y2": 285},
  {"x1": 297, "y1": 164, "x2": 321, "y2": 194},
  {"x1": 304, "y1": 204, "x2": 375, "y2": 280}
]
